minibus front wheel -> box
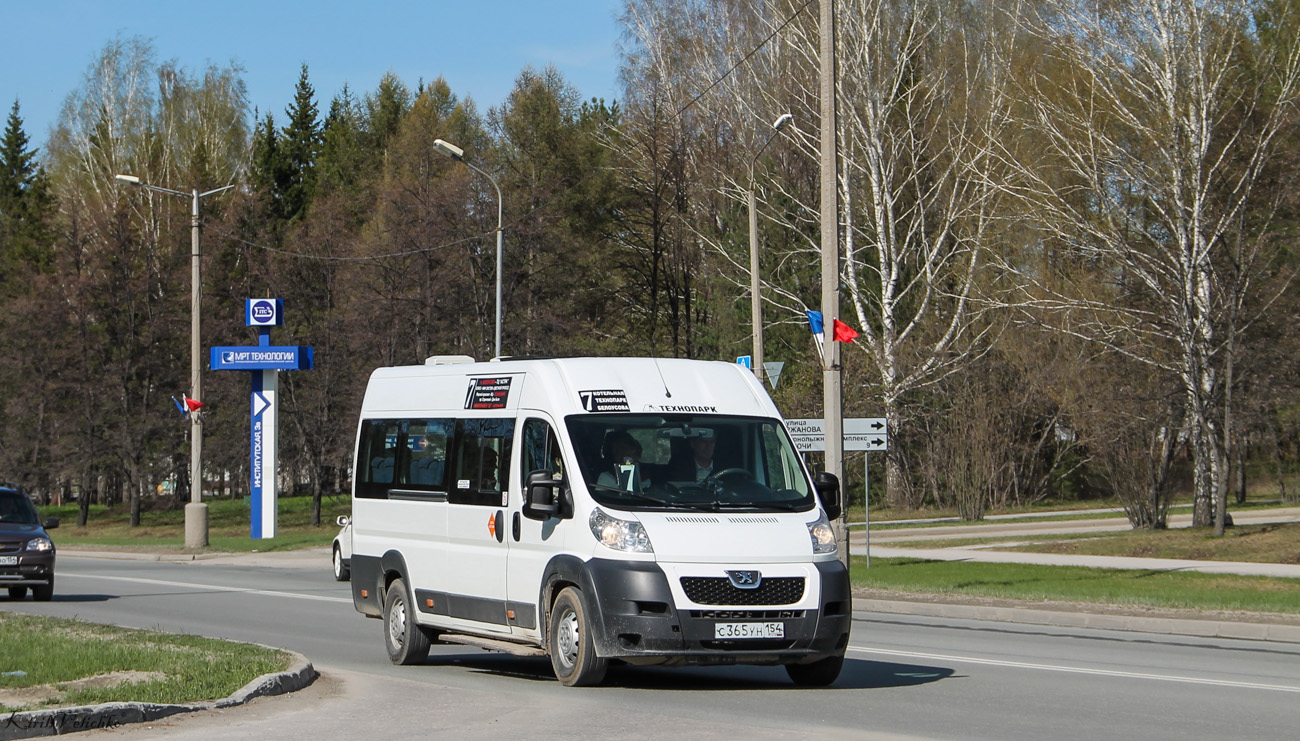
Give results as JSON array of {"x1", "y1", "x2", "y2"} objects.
[
  {"x1": 549, "y1": 587, "x2": 608, "y2": 686},
  {"x1": 785, "y1": 651, "x2": 845, "y2": 687},
  {"x1": 384, "y1": 578, "x2": 431, "y2": 665}
]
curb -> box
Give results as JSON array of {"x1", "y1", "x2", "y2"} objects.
[
  {"x1": 0, "y1": 650, "x2": 317, "y2": 740},
  {"x1": 855, "y1": 596, "x2": 1300, "y2": 644},
  {"x1": 57, "y1": 548, "x2": 235, "y2": 562}
]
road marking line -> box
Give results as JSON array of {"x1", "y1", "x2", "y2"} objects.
[
  {"x1": 60, "y1": 572, "x2": 353, "y2": 604},
  {"x1": 849, "y1": 646, "x2": 1300, "y2": 693}
]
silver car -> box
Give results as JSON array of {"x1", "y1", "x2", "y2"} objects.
[{"x1": 332, "y1": 515, "x2": 351, "y2": 581}]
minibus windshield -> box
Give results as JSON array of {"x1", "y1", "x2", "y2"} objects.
[{"x1": 565, "y1": 414, "x2": 814, "y2": 512}]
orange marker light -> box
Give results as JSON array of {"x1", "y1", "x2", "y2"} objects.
[
  {"x1": 487, "y1": 513, "x2": 497, "y2": 538},
  {"x1": 361, "y1": 589, "x2": 368, "y2": 598}
]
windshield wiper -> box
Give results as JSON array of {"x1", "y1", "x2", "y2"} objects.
[{"x1": 588, "y1": 483, "x2": 720, "y2": 511}]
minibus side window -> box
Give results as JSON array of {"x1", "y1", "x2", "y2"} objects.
[
  {"x1": 449, "y1": 418, "x2": 515, "y2": 506},
  {"x1": 357, "y1": 419, "x2": 403, "y2": 499},
  {"x1": 401, "y1": 419, "x2": 453, "y2": 490}
]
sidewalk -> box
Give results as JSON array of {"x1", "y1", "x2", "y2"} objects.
[{"x1": 849, "y1": 541, "x2": 1300, "y2": 579}]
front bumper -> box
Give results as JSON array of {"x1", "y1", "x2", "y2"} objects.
[
  {"x1": 583, "y1": 558, "x2": 851, "y2": 666},
  {"x1": 0, "y1": 550, "x2": 55, "y2": 587}
]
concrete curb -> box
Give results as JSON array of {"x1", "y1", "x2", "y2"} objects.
[
  {"x1": 855, "y1": 596, "x2": 1300, "y2": 644},
  {"x1": 0, "y1": 650, "x2": 317, "y2": 740},
  {"x1": 56, "y1": 548, "x2": 234, "y2": 562}
]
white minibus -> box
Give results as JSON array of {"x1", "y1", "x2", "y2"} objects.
[{"x1": 346, "y1": 356, "x2": 850, "y2": 686}]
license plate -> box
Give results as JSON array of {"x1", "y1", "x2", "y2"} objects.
[
  {"x1": 714, "y1": 622, "x2": 784, "y2": 639},
  {"x1": 0, "y1": 556, "x2": 16, "y2": 566}
]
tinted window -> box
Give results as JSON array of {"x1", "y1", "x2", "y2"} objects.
[
  {"x1": 521, "y1": 418, "x2": 565, "y2": 486},
  {"x1": 357, "y1": 420, "x2": 403, "y2": 499},
  {"x1": 0, "y1": 490, "x2": 38, "y2": 524},
  {"x1": 449, "y1": 418, "x2": 515, "y2": 506}
]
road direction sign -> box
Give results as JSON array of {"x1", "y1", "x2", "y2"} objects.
[{"x1": 785, "y1": 417, "x2": 887, "y2": 452}]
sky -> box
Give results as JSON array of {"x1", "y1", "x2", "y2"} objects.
[{"x1": 0, "y1": 0, "x2": 628, "y2": 149}]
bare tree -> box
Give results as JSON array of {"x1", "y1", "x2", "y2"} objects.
[{"x1": 998, "y1": 0, "x2": 1300, "y2": 529}]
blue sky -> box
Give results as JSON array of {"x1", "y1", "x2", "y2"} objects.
[{"x1": 1, "y1": 0, "x2": 627, "y2": 147}]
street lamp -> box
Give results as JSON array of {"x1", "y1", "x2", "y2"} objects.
[
  {"x1": 115, "y1": 174, "x2": 235, "y2": 549},
  {"x1": 434, "y1": 138, "x2": 504, "y2": 358},
  {"x1": 748, "y1": 113, "x2": 793, "y2": 385}
]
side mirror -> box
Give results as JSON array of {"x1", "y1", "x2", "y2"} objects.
[
  {"x1": 814, "y1": 472, "x2": 841, "y2": 521},
  {"x1": 522, "y1": 470, "x2": 564, "y2": 521},
  {"x1": 43, "y1": 517, "x2": 60, "y2": 530},
  {"x1": 336, "y1": 515, "x2": 350, "y2": 528}
]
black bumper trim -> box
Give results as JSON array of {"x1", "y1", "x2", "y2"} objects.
[{"x1": 581, "y1": 557, "x2": 851, "y2": 665}]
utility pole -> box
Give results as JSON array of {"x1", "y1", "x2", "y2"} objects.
[
  {"x1": 115, "y1": 175, "x2": 234, "y2": 549},
  {"x1": 819, "y1": 0, "x2": 846, "y2": 565}
]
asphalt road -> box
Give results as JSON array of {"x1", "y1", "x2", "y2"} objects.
[{"x1": 4, "y1": 553, "x2": 1300, "y2": 740}]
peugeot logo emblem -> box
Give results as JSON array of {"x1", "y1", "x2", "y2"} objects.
[{"x1": 726, "y1": 570, "x2": 761, "y2": 589}]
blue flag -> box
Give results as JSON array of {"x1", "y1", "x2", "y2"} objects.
[{"x1": 806, "y1": 310, "x2": 825, "y2": 335}]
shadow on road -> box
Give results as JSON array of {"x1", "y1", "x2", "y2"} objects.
[
  {"x1": 2, "y1": 593, "x2": 118, "y2": 603},
  {"x1": 428, "y1": 651, "x2": 954, "y2": 691}
]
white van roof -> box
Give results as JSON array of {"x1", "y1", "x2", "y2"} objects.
[{"x1": 362, "y1": 356, "x2": 777, "y2": 419}]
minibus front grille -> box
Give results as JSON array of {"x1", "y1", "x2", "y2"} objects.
[
  {"x1": 680, "y1": 576, "x2": 805, "y2": 605},
  {"x1": 690, "y1": 609, "x2": 805, "y2": 620}
]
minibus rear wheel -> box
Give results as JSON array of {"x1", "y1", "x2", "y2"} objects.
[
  {"x1": 384, "y1": 578, "x2": 430, "y2": 665},
  {"x1": 548, "y1": 587, "x2": 608, "y2": 686},
  {"x1": 785, "y1": 652, "x2": 844, "y2": 686}
]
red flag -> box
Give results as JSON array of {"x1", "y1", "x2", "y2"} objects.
[
  {"x1": 183, "y1": 396, "x2": 205, "y2": 412},
  {"x1": 832, "y1": 319, "x2": 859, "y2": 343}
]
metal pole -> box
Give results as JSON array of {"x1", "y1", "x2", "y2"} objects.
[
  {"x1": 819, "y1": 0, "x2": 846, "y2": 566},
  {"x1": 864, "y1": 453, "x2": 871, "y2": 567},
  {"x1": 186, "y1": 189, "x2": 208, "y2": 548},
  {"x1": 495, "y1": 195, "x2": 503, "y2": 359},
  {"x1": 748, "y1": 185, "x2": 764, "y2": 384}
]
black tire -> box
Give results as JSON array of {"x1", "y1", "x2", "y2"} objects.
[
  {"x1": 548, "y1": 587, "x2": 608, "y2": 686},
  {"x1": 785, "y1": 652, "x2": 845, "y2": 687},
  {"x1": 32, "y1": 581, "x2": 53, "y2": 601},
  {"x1": 7, "y1": 586, "x2": 27, "y2": 600},
  {"x1": 333, "y1": 545, "x2": 350, "y2": 581},
  {"x1": 383, "y1": 578, "x2": 430, "y2": 665}
]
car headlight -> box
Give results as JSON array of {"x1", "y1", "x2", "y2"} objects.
[
  {"x1": 26, "y1": 537, "x2": 53, "y2": 552},
  {"x1": 589, "y1": 508, "x2": 653, "y2": 553},
  {"x1": 807, "y1": 512, "x2": 837, "y2": 555}
]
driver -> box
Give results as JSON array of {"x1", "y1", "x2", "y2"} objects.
[{"x1": 688, "y1": 432, "x2": 716, "y2": 482}]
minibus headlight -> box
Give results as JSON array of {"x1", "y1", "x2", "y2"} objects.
[
  {"x1": 807, "y1": 512, "x2": 836, "y2": 555},
  {"x1": 589, "y1": 508, "x2": 653, "y2": 554}
]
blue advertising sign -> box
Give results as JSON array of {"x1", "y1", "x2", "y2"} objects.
[
  {"x1": 246, "y1": 298, "x2": 284, "y2": 327},
  {"x1": 210, "y1": 346, "x2": 313, "y2": 371}
]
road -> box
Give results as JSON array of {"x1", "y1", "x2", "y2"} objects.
[{"x1": 3, "y1": 553, "x2": 1300, "y2": 740}]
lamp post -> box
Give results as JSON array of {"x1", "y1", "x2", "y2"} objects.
[
  {"x1": 115, "y1": 174, "x2": 235, "y2": 549},
  {"x1": 747, "y1": 113, "x2": 793, "y2": 385},
  {"x1": 434, "y1": 138, "x2": 504, "y2": 359}
]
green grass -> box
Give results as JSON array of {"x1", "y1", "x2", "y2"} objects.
[
  {"x1": 879, "y1": 522, "x2": 1300, "y2": 565},
  {"x1": 0, "y1": 613, "x2": 290, "y2": 712},
  {"x1": 36, "y1": 494, "x2": 351, "y2": 552},
  {"x1": 851, "y1": 556, "x2": 1300, "y2": 614}
]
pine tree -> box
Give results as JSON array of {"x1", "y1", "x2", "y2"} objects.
[
  {"x1": 280, "y1": 63, "x2": 322, "y2": 220},
  {"x1": 0, "y1": 99, "x2": 53, "y2": 285},
  {"x1": 317, "y1": 85, "x2": 365, "y2": 194}
]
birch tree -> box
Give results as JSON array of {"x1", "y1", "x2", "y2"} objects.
[{"x1": 1000, "y1": 0, "x2": 1300, "y2": 528}]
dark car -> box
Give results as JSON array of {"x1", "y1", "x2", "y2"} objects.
[{"x1": 0, "y1": 485, "x2": 57, "y2": 601}]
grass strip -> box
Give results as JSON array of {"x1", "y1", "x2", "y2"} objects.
[
  {"x1": 38, "y1": 495, "x2": 351, "y2": 552},
  {"x1": 0, "y1": 614, "x2": 290, "y2": 712},
  {"x1": 851, "y1": 556, "x2": 1300, "y2": 614}
]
